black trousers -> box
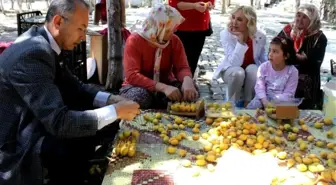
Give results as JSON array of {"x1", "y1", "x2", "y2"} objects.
[
  {"x1": 175, "y1": 31, "x2": 207, "y2": 77},
  {"x1": 40, "y1": 121, "x2": 120, "y2": 185}
]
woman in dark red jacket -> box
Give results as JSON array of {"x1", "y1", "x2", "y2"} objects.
[{"x1": 169, "y1": 0, "x2": 214, "y2": 77}]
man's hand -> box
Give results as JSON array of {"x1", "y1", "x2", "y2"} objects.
[
  {"x1": 194, "y1": 2, "x2": 207, "y2": 12},
  {"x1": 163, "y1": 85, "x2": 182, "y2": 101},
  {"x1": 114, "y1": 101, "x2": 140, "y2": 121},
  {"x1": 107, "y1": 95, "x2": 129, "y2": 105},
  {"x1": 182, "y1": 77, "x2": 198, "y2": 101}
]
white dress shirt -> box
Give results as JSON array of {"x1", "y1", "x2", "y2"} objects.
[{"x1": 44, "y1": 26, "x2": 117, "y2": 130}]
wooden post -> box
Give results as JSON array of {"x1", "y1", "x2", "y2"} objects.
[{"x1": 105, "y1": 0, "x2": 123, "y2": 91}]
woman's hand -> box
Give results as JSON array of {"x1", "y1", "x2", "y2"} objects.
[
  {"x1": 182, "y1": 76, "x2": 198, "y2": 101},
  {"x1": 230, "y1": 31, "x2": 248, "y2": 44},
  {"x1": 261, "y1": 98, "x2": 270, "y2": 108},
  {"x1": 163, "y1": 85, "x2": 182, "y2": 101},
  {"x1": 194, "y1": 2, "x2": 207, "y2": 13},
  {"x1": 296, "y1": 52, "x2": 307, "y2": 61},
  {"x1": 206, "y1": 1, "x2": 214, "y2": 10}
]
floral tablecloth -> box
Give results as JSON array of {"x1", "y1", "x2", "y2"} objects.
[{"x1": 101, "y1": 109, "x2": 336, "y2": 185}]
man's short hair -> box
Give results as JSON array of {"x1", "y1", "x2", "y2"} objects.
[{"x1": 45, "y1": 0, "x2": 90, "y2": 23}]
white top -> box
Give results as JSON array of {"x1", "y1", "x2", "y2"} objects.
[{"x1": 213, "y1": 28, "x2": 268, "y2": 80}]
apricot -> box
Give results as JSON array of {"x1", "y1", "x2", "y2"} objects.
[
  {"x1": 195, "y1": 159, "x2": 207, "y2": 166},
  {"x1": 192, "y1": 127, "x2": 200, "y2": 133},
  {"x1": 258, "y1": 116, "x2": 266, "y2": 123},
  {"x1": 277, "y1": 151, "x2": 287, "y2": 160},
  {"x1": 324, "y1": 118, "x2": 333, "y2": 125},
  {"x1": 314, "y1": 122, "x2": 323, "y2": 129},
  {"x1": 327, "y1": 131, "x2": 334, "y2": 138},
  {"x1": 301, "y1": 125, "x2": 308, "y2": 131},
  {"x1": 296, "y1": 164, "x2": 308, "y2": 172},
  {"x1": 192, "y1": 134, "x2": 200, "y2": 141},
  {"x1": 206, "y1": 154, "x2": 216, "y2": 162},
  {"x1": 181, "y1": 160, "x2": 191, "y2": 167},
  {"x1": 307, "y1": 135, "x2": 315, "y2": 142},
  {"x1": 167, "y1": 146, "x2": 176, "y2": 154},
  {"x1": 169, "y1": 138, "x2": 179, "y2": 146},
  {"x1": 178, "y1": 149, "x2": 187, "y2": 157},
  {"x1": 287, "y1": 158, "x2": 296, "y2": 168},
  {"x1": 298, "y1": 119, "x2": 305, "y2": 125},
  {"x1": 205, "y1": 118, "x2": 214, "y2": 125}
]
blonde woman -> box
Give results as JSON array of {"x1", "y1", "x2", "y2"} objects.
[{"x1": 213, "y1": 5, "x2": 267, "y2": 106}]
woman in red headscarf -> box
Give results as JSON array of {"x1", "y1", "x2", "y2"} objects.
[{"x1": 278, "y1": 4, "x2": 327, "y2": 110}]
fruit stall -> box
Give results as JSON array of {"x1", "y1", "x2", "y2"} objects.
[{"x1": 101, "y1": 100, "x2": 336, "y2": 185}]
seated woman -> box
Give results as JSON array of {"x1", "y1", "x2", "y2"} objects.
[
  {"x1": 120, "y1": 4, "x2": 198, "y2": 109},
  {"x1": 213, "y1": 6, "x2": 267, "y2": 106},
  {"x1": 247, "y1": 37, "x2": 299, "y2": 109},
  {"x1": 277, "y1": 4, "x2": 327, "y2": 109}
]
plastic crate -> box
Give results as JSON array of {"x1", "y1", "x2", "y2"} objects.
[{"x1": 17, "y1": 11, "x2": 44, "y2": 36}]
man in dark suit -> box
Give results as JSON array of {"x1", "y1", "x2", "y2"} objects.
[{"x1": 0, "y1": 0, "x2": 140, "y2": 184}]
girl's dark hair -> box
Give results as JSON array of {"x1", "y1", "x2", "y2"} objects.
[{"x1": 270, "y1": 36, "x2": 296, "y2": 65}]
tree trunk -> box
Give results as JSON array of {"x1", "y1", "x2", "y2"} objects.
[
  {"x1": 255, "y1": 0, "x2": 262, "y2": 9},
  {"x1": 17, "y1": 0, "x2": 23, "y2": 12},
  {"x1": 0, "y1": 0, "x2": 5, "y2": 15},
  {"x1": 221, "y1": 0, "x2": 226, "y2": 14},
  {"x1": 26, "y1": 0, "x2": 32, "y2": 9},
  {"x1": 295, "y1": 0, "x2": 300, "y2": 11},
  {"x1": 321, "y1": 0, "x2": 336, "y2": 23},
  {"x1": 89, "y1": 0, "x2": 96, "y2": 14},
  {"x1": 105, "y1": 0, "x2": 123, "y2": 91},
  {"x1": 10, "y1": 0, "x2": 14, "y2": 10},
  {"x1": 45, "y1": 0, "x2": 50, "y2": 8},
  {"x1": 250, "y1": 0, "x2": 254, "y2": 7}
]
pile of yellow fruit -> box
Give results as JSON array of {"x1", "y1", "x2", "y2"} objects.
[
  {"x1": 140, "y1": 111, "x2": 336, "y2": 183},
  {"x1": 206, "y1": 102, "x2": 233, "y2": 111},
  {"x1": 205, "y1": 101, "x2": 234, "y2": 118},
  {"x1": 113, "y1": 130, "x2": 140, "y2": 157},
  {"x1": 265, "y1": 103, "x2": 276, "y2": 116},
  {"x1": 201, "y1": 115, "x2": 336, "y2": 180},
  {"x1": 170, "y1": 102, "x2": 197, "y2": 113},
  {"x1": 143, "y1": 112, "x2": 200, "y2": 134}
]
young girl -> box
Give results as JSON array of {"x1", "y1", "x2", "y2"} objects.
[{"x1": 247, "y1": 37, "x2": 299, "y2": 109}]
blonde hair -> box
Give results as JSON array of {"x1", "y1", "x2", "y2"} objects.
[{"x1": 228, "y1": 5, "x2": 257, "y2": 37}]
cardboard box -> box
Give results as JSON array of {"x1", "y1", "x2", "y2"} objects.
[{"x1": 275, "y1": 105, "x2": 299, "y2": 119}]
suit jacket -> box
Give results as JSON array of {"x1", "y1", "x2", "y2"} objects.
[
  {"x1": 0, "y1": 26, "x2": 101, "y2": 185},
  {"x1": 213, "y1": 29, "x2": 268, "y2": 79}
]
